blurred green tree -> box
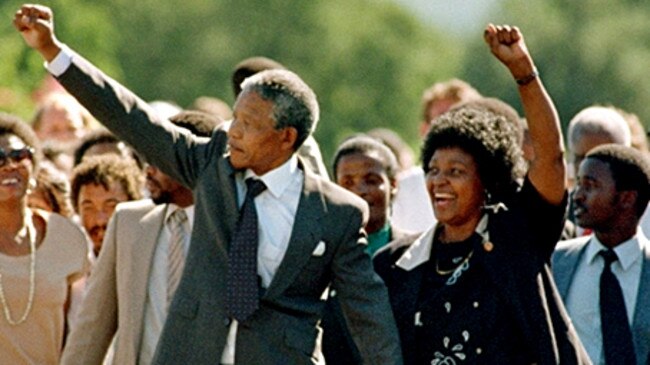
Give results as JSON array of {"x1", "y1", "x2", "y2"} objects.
[
  {"x1": 460, "y1": 0, "x2": 650, "y2": 142},
  {"x1": 2, "y1": 0, "x2": 466, "y2": 168}
]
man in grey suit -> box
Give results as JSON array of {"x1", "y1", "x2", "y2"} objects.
[
  {"x1": 552, "y1": 144, "x2": 650, "y2": 365},
  {"x1": 61, "y1": 111, "x2": 221, "y2": 364},
  {"x1": 15, "y1": 5, "x2": 402, "y2": 365}
]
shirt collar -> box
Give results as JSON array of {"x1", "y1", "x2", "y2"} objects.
[
  {"x1": 585, "y1": 227, "x2": 645, "y2": 271},
  {"x1": 396, "y1": 215, "x2": 489, "y2": 271},
  {"x1": 243, "y1": 155, "x2": 299, "y2": 199},
  {"x1": 164, "y1": 203, "x2": 195, "y2": 227}
]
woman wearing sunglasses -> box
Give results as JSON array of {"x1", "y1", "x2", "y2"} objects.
[{"x1": 0, "y1": 112, "x2": 89, "y2": 364}]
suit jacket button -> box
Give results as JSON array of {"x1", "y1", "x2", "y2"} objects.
[{"x1": 224, "y1": 317, "x2": 231, "y2": 326}]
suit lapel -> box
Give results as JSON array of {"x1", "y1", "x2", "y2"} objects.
[
  {"x1": 632, "y1": 236, "x2": 650, "y2": 355},
  {"x1": 129, "y1": 204, "x2": 167, "y2": 352},
  {"x1": 264, "y1": 171, "x2": 324, "y2": 299},
  {"x1": 553, "y1": 239, "x2": 589, "y2": 299}
]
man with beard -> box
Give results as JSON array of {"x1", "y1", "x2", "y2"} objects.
[
  {"x1": 61, "y1": 111, "x2": 221, "y2": 365},
  {"x1": 553, "y1": 144, "x2": 650, "y2": 364},
  {"x1": 70, "y1": 153, "x2": 144, "y2": 257}
]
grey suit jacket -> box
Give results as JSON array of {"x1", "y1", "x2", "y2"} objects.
[
  {"x1": 61, "y1": 199, "x2": 167, "y2": 365},
  {"x1": 552, "y1": 233, "x2": 650, "y2": 364},
  {"x1": 54, "y1": 51, "x2": 402, "y2": 365}
]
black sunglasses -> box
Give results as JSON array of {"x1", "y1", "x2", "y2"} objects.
[{"x1": 0, "y1": 147, "x2": 34, "y2": 168}]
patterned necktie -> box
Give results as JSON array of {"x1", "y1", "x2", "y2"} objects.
[
  {"x1": 227, "y1": 178, "x2": 267, "y2": 322},
  {"x1": 167, "y1": 208, "x2": 188, "y2": 307},
  {"x1": 599, "y1": 249, "x2": 637, "y2": 365}
]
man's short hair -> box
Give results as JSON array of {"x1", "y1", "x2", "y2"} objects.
[
  {"x1": 586, "y1": 144, "x2": 650, "y2": 217},
  {"x1": 421, "y1": 78, "x2": 481, "y2": 121},
  {"x1": 70, "y1": 154, "x2": 143, "y2": 212},
  {"x1": 73, "y1": 128, "x2": 142, "y2": 167},
  {"x1": 232, "y1": 56, "x2": 286, "y2": 98},
  {"x1": 241, "y1": 69, "x2": 319, "y2": 150},
  {"x1": 567, "y1": 106, "x2": 631, "y2": 150},
  {"x1": 332, "y1": 134, "x2": 399, "y2": 182},
  {"x1": 169, "y1": 110, "x2": 223, "y2": 138}
]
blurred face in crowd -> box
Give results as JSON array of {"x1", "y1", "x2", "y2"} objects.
[
  {"x1": 35, "y1": 103, "x2": 86, "y2": 143},
  {"x1": 336, "y1": 152, "x2": 395, "y2": 234},
  {"x1": 0, "y1": 134, "x2": 34, "y2": 202},
  {"x1": 426, "y1": 147, "x2": 485, "y2": 232},
  {"x1": 420, "y1": 98, "x2": 458, "y2": 137},
  {"x1": 572, "y1": 158, "x2": 619, "y2": 231},
  {"x1": 227, "y1": 90, "x2": 296, "y2": 175},
  {"x1": 77, "y1": 181, "x2": 129, "y2": 255},
  {"x1": 145, "y1": 164, "x2": 186, "y2": 205}
]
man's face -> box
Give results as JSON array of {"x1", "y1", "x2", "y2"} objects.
[
  {"x1": 227, "y1": 90, "x2": 295, "y2": 175},
  {"x1": 145, "y1": 164, "x2": 186, "y2": 205},
  {"x1": 573, "y1": 158, "x2": 619, "y2": 231},
  {"x1": 336, "y1": 152, "x2": 394, "y2": 234},
  {"x1": 36, "y1": 104, "x2": 86, "y2": 143},
  {"x1": 77, "y1": 181, "x2": 129, "y2": 255}
]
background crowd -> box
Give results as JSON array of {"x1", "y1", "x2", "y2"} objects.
[{"x1": 1, "y1": 2, "x2": 650, "y2": 365}]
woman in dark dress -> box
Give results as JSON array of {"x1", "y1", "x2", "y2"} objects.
[{"x1": 374, "y1": 25, "x2": 590, "y2": 364}]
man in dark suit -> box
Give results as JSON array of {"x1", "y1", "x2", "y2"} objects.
[
  {"x1": 15, "y1": 5, "x2": 402, "y2": 365},
  {"x1": 553, "y1": 144, "x2": 650, "y2": 364}
]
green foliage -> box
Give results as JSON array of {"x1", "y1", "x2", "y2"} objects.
[
  {"x1": 0, "y1": 0, "x2": 122, "y2": 121},
  {"x1": 460, "y1": 0, "x2": 650, "y2": 143}
]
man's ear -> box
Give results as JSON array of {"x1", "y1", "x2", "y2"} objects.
[
  {"x1": 617, "y1": 190, "x2": 638, "y2": 210},
  {"x1": 281, "y1": 127, "x2": 298, "y2": 151},
  {"x1": 390, "y1": 178, "x2": 398, "y2": 198}
]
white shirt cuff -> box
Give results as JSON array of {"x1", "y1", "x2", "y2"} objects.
[{"x1": 45, "y1": 44, "x2": 73, "y2": 77}]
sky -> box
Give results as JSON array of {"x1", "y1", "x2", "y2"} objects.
[{"x1": 392, "y1": 0, "x2": 500, "y2": 38}]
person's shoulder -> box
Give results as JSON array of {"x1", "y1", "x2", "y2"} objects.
[
  {"x1": 554, "y1": 235, "x2": 591, "y2": 256},
  {"x1": 114, "y1": 199, "x2": 156, "y2": 214},
  {"x1": 306, "y1": 172, "x2": 368, "y2": 212},
  {"x1": 374, "y1": 231, "x2": 420, "y2": 262},
  {"x1": 39, "y1": 210, "x2": 89, "y2": 258},
  {"x1": 41, "y1": 209, "x2": 84, "y2": 237}
]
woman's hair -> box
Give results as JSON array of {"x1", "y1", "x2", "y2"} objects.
[
  {"x1": 31, "y1": 162, "x2": 74, "y2": 217},
  {"x1": 0, "y1": 112, "x2": 42, "y2": 170},
  {"x1": 421, "y1": 106, "x2": 525, "y2": 198}
]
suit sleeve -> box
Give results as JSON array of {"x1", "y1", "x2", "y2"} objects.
[
  {"x1": 53, "y1": 51, "x2": 227, "y2": 189},
  {"x1": 60, "y1": 212, "x2": 121, "y2": 365},
  {"x1": 330, "y1": 207, "x2": 404, "y2": 365}
]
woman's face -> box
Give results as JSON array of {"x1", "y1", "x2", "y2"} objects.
[
  {"x1": 426, "y1": 146, "x2": 485, "y2": 229},
  {"x1": 0, "y1": 134, "x2": 34, "y2": 202}
]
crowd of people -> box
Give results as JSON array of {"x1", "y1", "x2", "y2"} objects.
[{"x1": 1, "y1": 3, "x2": 649, "y2": 364}]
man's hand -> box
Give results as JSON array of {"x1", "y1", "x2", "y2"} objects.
[
  {"x1": 484, "y1": 23, "x2": 535, "y2": 81},
  {"x1": 13, "y1": 4, "x2": 61, "y2": 62}
]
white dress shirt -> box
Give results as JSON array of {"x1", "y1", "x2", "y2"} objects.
[
  {"x1": 565, "y1": 230, "x2": 644, "y2": 365},
  {"x1": 139, "y1": 204, "x2": 194, "y2": 365},
  {"x1": 222, "y1": 155, "x2": 303, "y2": 364}
]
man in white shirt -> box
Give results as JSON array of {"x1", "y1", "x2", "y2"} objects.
[
  {"x1": 60, "y1": 111, "x2": 221, "y2": 364},
  {"x1": 552, "y1": 144, "x2": 650, "y2": 364},
  {"x1": 15, "y1": 5, "x2": 402, "y2": 364}
]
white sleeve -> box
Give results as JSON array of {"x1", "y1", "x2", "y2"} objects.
[{"x1": 45, "y1": 44, "x2": 73, "y2": 77}]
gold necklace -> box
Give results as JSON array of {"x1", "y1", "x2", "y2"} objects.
[
  {"x1": 0, "y1": 211, "x2": 36, "y2": 325},
  {"x1": 435, "y1": 250, "x2": 474, "y2": 276}
]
